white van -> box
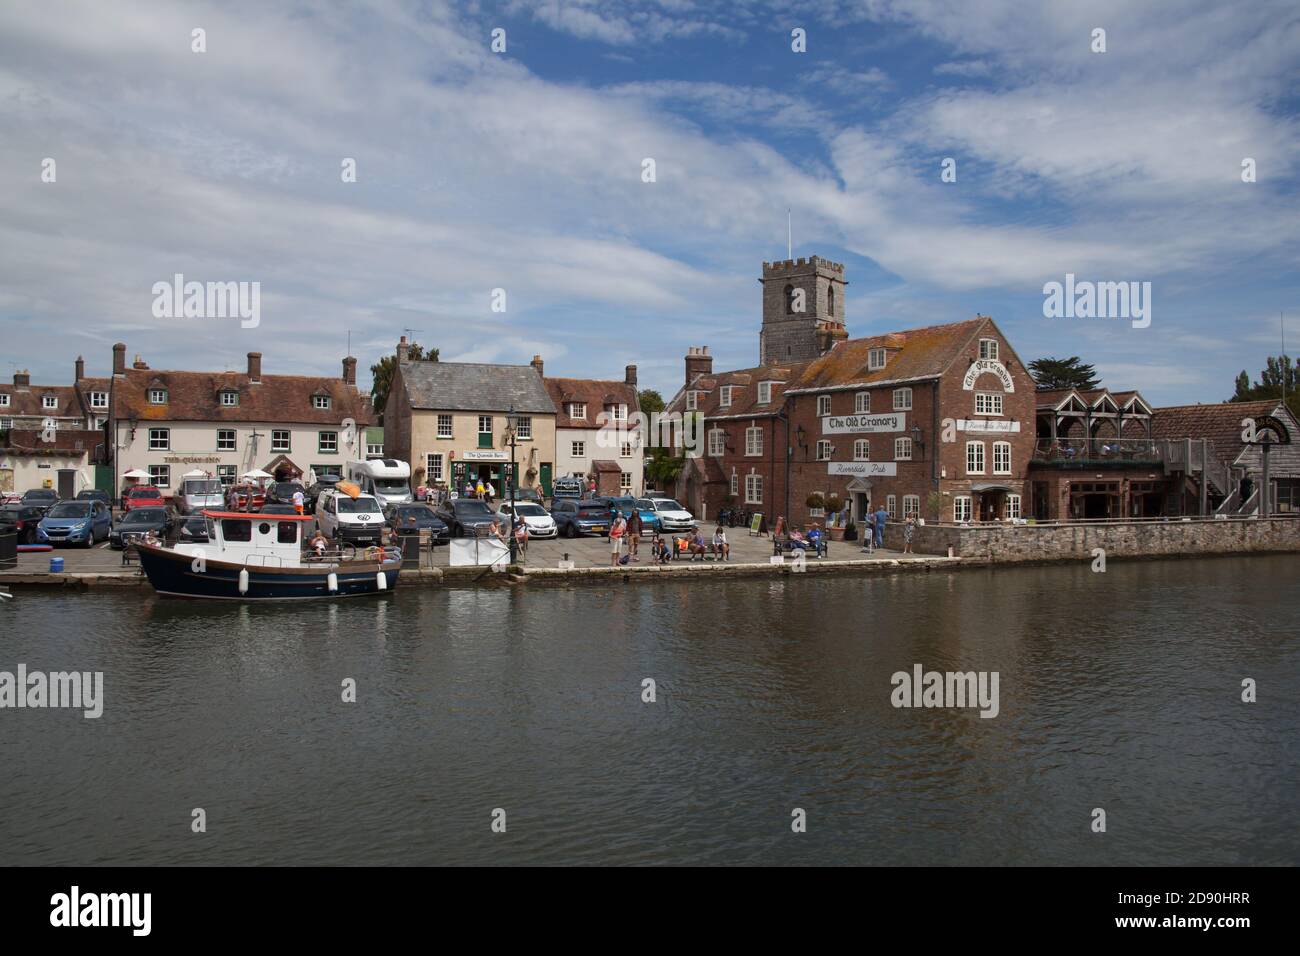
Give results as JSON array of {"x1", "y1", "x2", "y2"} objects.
[
  {"x1": 345, "y1": 459, "x2": 412, "y2": 507},
  {"x1": 177, "y1": 477, "x2": 225, "y2": 515},
  {"x1": 315, "y1": 488, "x2": 386, "y2": 545}
]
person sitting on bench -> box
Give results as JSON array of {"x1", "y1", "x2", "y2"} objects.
[
  {"x1": 712, "y1": 525, "x2": 730, "y2": 561},
  {"x1": 687, "y1": 529, "x2": 708, "y2": 560}
]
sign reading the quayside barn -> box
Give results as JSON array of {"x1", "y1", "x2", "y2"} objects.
[
  {"x1": 821, "y1": 412, "x2": 906, "y2": 435},
  {"x1": 828, "y1": 461, "x2": 898, "y2": 477},
  {"x1": 962, "y1": 359, "x2": 1015, "y2": 392}
]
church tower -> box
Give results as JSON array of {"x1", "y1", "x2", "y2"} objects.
[{"x1": 758, "y1": 256, "x2": 848, "y2": 365}]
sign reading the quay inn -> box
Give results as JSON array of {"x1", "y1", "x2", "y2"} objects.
[
  {"x1": 821, "y1": 412, "x2": 906, "y2": 435},
  {"x1": 461, "y1": 450, "x2": 507, "y2": 461},
  {"x1": 828, "y1": 461, "x2": 898, "y2": 477},
  {"x1": 962, "y1": 359, "x2": 1015, "y2": 392}
]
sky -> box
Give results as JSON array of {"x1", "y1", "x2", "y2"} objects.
[{"x1": 1, "y1": 0, "x2": 1297, "y2": 406}]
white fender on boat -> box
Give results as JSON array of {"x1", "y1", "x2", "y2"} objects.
[
  {"x1": 238, "y1": 568, "x2": 250, "y2": 595},
  {"x1": 327, "y1": 572, "x2": 338, "y2": 593},
  {"x1": 376, "y1": 571, "x2": 387, "y2": 591}
]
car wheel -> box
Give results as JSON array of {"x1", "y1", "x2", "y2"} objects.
[{"x1": 566, "y1": 523, "x2": 577, "y2": 538}]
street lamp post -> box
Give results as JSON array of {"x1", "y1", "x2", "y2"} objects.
[{"x1": 505, "y1": 405, "x2": 519, "y2": 564}]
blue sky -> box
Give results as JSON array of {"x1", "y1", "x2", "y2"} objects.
[{"x1": 1, "y1": 0, "x2": 1297, "y2": 405}]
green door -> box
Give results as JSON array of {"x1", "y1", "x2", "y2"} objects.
[
  {"x1": 540, "y1": 463, "x2": 552, "y2": 496},
  {"x1": 95, "y1": 464, "x2": 114, "y2": 494}
]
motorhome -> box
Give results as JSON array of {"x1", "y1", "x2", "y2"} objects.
[{"x1": 345, "y1": 459, "x2": 412, "y2": 507}]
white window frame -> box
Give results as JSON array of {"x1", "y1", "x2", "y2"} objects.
[
  {"x1": 903, "y1": 495, "x2": 920, "y2": 518},
  {"x1": 568, "y1": 402, "x2": 586, "y2": 420},
  {"x1": 854, "y1": 439, "x2": 870, "y2": 461},
  {"x1": 744, "y1": 473, "x2": 762, "y2": 504},
  {"x1": 148, "y1": 465, "x2": 170, "y2": 489},
  {"x1": 892, "y1": 387, "x2": 912, "y2": 411},
  {"x1": 745, "y1": 426, "x2": 763, "y2": 456},
  {"x1": 966, "y1": 440, "x2": 985, "y2": 475},
  {"x1": 43, "y1": 395, "x2": 58, "y2": 409},
  {"x1": 708, "y1": 429, "x2": 726, "y2": 457},
  {"x1": 478, "y1": 415, "x2": 492, "y2": 436},
  {"x1": 148, "y1": 388, "x2": 167, "y2": 405},
  {"x1": 729, "y1": 472, "x2": 739, "y2": 496},
  {"x1": 515, "y1": 416, "x2": 532, "y2": 440},
  {"x1": 868, "y1": 348, "x2": 886, "y2": 370},
  {"x1": 855, "y1": 391, "x2": 871, "y2": 414},
  {"x1": 685, "y1": 391, "x2": 698, "y2": 411},
  {"x1": 620, "y1": 441, "x2": 633, "y2": 458},
  {"x1": 220, "y1": 390, "x2": 238, "y2": 407},
  {"x1": 89, "y1": 392, "x2": 108, "y2": 409},
  {"x1": 993, "y1": 441, "x2": 1012, "y2": 475},
  {"x1": 719, "y1": 386, "x2": 733, "y2": 408},
  {"x1": 975, "y1": 392, "x2": 1003, "y2": 416},
  {"x1": 1007, "y1": 493, "x2": 1021, "y2": 519},
  {"x1": 217, "y1": 465, "x2": 236, "y2": 486},
  {"x1": 607, "y1": 403, "x2": 628, "y2": 422},
  {"x1": 954, "y1": 496, "x2": 972, "y2": 522},
  {"x1": 886, "y1": 494, "x2": 897, "y2": 519},
  {"x1": 437, "y1": 414, "x2": 453, "y2": 439},
  {"x1": 620, "y1": 471, "x2": 632, "y2": 491},
  {"x1": 817, "y1": 395, "x2": 831, "y2": 417},
  {"x1": 0, "y1": 394, "x2": 9, "y2": 407},
  {"x1": 815, "y1": 440, "x2": 833, "y2": 461},
  {"x1": 894, "y1": 437, "x2": 912, "y2": 461},
  {"x1": 216, "y1": 429, "x2": 236, "y2": 451},
  {"x1": 979, "y1": 338, "x2": 999, "y2": 361},
  {"x1": 426, "y1": 452, "x2": 444, "y2": 484},
  {"x1": 148, "y1": 427, "x2": 170, "y2": 451},
  {"x1": 312, "y1": 395, "x2": 332, "y2": 410},
  {"x1": 757, "y1": 382, "x2": 772, "y2": 404}
]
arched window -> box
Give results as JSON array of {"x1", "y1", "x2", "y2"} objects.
[{"x1": 784, "y1": 284, "x2": 795, "y2": 314}]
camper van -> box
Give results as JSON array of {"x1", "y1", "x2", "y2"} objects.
[
  {"x1": 177, "y1": 476, "x2": 225, "y2": 515},
  {"x1": 345, "y1": 459, "x2": 413, "y2": 508}
]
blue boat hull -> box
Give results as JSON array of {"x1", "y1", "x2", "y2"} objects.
[{"x1": 136, "y1": 544, "x2": 401, "y2": 601}]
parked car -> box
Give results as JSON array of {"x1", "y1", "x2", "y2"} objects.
[
  {"x1": 266, "y1": 480, "x2": 307, "y2": 506},
  {"x1": 497, "y1": 501, "x2": 558, "y2": 539},
  {"x1": 225, "y1": 483, "x2": 266, "y2": 511},
  {"x1": 19, "y1": 488, "x2": 59, "y2": 515},
  {"x1": 551, "y1": 499, "x2": 614, "y2": 538},
  {"x1": 123, "y1": 485, "x2": 166, "y2": 513},
  {"x1": 305, "y1": 475, "x2": 342, "y2": 511},
  {"x1": 434, "y1": 498, "x2": 503, "y2": 537},
  {"x1": 177, "y1": 515, "x2": 210, "y2": 544},
  {"x1": 109, "y1": 507, "x2": 173, "y2": 549},
  {"x1": 176, "y1": 476, "x2": 224, "y2": 515},
  {"x1": 551, "y1": 475, "x2": 584, "y2": 502},
  {"x1": 315, "y1": 488, "x2": 385, "y2": 545},
  {"x1": 76, "y1": 489, "x2": 113, "y2": 506},
  {"x1": 607, "y1": 496, "x2": 660, "y2": 532},
  {"x1": 0, "y1": 505, "x2": 45, "y2": 544},
  {"x1": 384, "y1": 503, "x2": 450, "y2": 545},
  {"x1": 37, "y1": 500, "x2": 113, "y2": 547},
  {"x1": 642, "y1": 496, "x2": 696, "y2": 533}
]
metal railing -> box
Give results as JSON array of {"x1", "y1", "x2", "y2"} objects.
[{"x1": 1031, "y1": 437, "x2": 1161, "y2": 464}]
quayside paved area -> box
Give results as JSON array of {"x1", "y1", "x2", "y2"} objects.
[{"x1": 0, "y1": 530, "x2": 937, "y2": 581}]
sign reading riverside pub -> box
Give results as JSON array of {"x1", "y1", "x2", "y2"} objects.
[
  {"x1": 828, "y1": 461, "x2": 898, "y2": 477},
  {"x1": 962, "y1": 359, "x2": 1015, "y2": 392},
  {"x1": 821, "y1": 412, "x2": 906, "y2": 435}
]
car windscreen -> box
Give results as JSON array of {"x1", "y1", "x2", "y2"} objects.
[
  {"x1": 122, "y1": 510, "x2": 164, "y2": 525},
  {"x1": 577, "y1": 504, "x2": 610, "y2": 515},
  {"x1": 654, "y1": 500, "x2": 684, "y2": 511},
  {"x1": 130, "y1": 488, "x2": 161, "y2": 498},
  {"x1": 513, "y1": 504, "x2": 546, "y2": 516},
  {"x1": 24, "y1": 490, "x2": 56, "y2": 499},
  {"x1": 335, "y1": 497, "x2": 381, "y2": 513},
  {"x1": 184, "y1": 480, "x2": 222, "y2": 494},
  {"x1": 46, "y1": 503, "x2": 91, "y2": 518},
  {"x1": 373, "y1": 479, "x2": 410, "y2": 494},
  {"x1": 397, "y1": 507, "x2": 435, "y2": 519},
  {"x1": 453, "y1": 500, "x2": 493, "y2": 516}
]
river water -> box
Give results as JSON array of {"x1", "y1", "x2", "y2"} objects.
[{"x1": 1, "y1": 555, "x2": 1296, "y2": 866}]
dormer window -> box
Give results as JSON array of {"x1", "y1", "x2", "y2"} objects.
[
  {"x1": 89, "y1": 392, "x2": 108, "y2": 409},
  {"x1": 757, "y1": 382, "x2": 773, "y2": 404},
  {"x1": 685, "y1": 392, "x2": 698, "y2": 411},
  {"x1": 719, "y1": 385, "x2": 734, "y2": 407},
  {"x1": 148, "y1": 388, "x2": 168, "y2": 405},
  {"x1": 868, "y1": 348, "x2": 886, "y2": 371},
  {"x1": 313, "y1": 395, "x2": 332, "y2": 410},
  {"x1": 220, "y1": 390, "x2": 239, "y2": 407},
  {"x1": 43, "y1": 395, "x2": 58, "y2": 409},
  {"x1": 979, "y1": 338, "x2": 999, "y2": 361},
  {"x1": 605, "y1": 403, "x2": 627, "y2": 421},
  {"x1": 0, "y1": 394, "x2": 9, "y2": 407},
  {"x1": 568, "y1": 402, "x2": 586, "y2": 419}
]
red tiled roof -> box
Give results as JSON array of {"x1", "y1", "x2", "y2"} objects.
[
  {"x1": 1151, "y1": 400, "x2": 1289, "y2": 464},
  {"x1": 2, "y1": 428, "x2": 101, "y2": 456},
  {"x1": 0, "y1": 382, "x2": 80, "y2": 419},
  {"x1": 112, "y1": 367, "x2": 371, "y2": 425},
  {"x1": 544, "y1": 377, "x2": 639, "y2": 428},
  {"x1": 787, "y1": 317, "x2": 986, "y2": 392},
  {"x1": 666, "y1": 360, "x2": 810, "y2": 419}
]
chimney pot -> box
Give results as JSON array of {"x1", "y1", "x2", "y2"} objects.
[
  {"x1": 530, "y1": 354, "x2": 544, "y2": 377},
  {"x1": 13, "y1": 369, "x2": 30, "y2": 388},
  {"x1": 684, "y1": 346, "x2": 713, "y2": 387},
  {"x1": 396, "y1": 338, "x2": 409, "y2": 363}
]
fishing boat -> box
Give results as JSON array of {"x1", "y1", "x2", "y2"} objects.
[{"x1": 134, "y1": 510, "x2": 402, "y2": 600}]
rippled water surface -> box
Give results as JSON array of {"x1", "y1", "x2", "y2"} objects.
[{"x1": 1, "y1": 555, "x2": 1297, "y2": 865}]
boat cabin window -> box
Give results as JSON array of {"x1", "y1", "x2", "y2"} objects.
[
  {"x1": 277, "y1": 521, "x2": 298, "y2": 544},
  {"x1": 222, "y1": 518, "x2": 252, "y2": 542}
]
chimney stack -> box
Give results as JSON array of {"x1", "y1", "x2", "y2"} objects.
[
  {"x1": 530, "y1": 354, "x2": 544, "y2": 377},
  {"x1": 12, "y1": 370, "x2": 30, "y2": 388},
  {"x1": 396, "y1": 336, "x2": 409, "y2": 364},
  {"x1": 685, "y1": 346, "x2": 713, "y2": 387},
  {"x1": 625, "y1": 364, "x2": 637, "y2": 386},
  {"x1": 112, "y1": 343, "x2": 126, "y2": 377},
  {"x1": 75, "y1": 356, "x2": 85, "y2": 381},
  {"x1": 247, "y1": 352, "x2": 262, "y2": 383},
  {"x1": 342, "y1": 356, "x2": 357, "y2": 385},
  {"x1": 132, "y1": 355, "x2": 149, "y2": 370}
]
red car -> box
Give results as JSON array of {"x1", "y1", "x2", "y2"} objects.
[
  {"x1": 227, "y1": 483, "x2": 266, "y2": 511},
  {"x1": 123, "y1": 485, "x2": 166, "y2": 512}
]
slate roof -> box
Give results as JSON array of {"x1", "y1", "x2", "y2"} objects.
[
  {"x1": 113, "y1": 366, "x2": 371, "y2": 425},
  {"x1": 786, "y1": 317, "x2": 987, "y2": 392},
  {"x1": 544, "y1": 377, "x2": 639, "y2": 428},
  {"x1": 399, "y1": 361, "x2": 556, "y2": 415},
  {"x1": 1151, "y1": 400, "x2": 1295, "y2": 467}
]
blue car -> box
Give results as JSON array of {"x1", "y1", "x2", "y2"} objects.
[
  {"x1": 606, "y1": 496, "x2": 660, "y2": 533},
  {"x1": 37, "y1": 499, "x2": 113, "y2": 547}
]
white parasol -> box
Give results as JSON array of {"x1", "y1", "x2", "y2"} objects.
[{"x1": 122, "y1": 468, "x2": 149, "y2": 479}]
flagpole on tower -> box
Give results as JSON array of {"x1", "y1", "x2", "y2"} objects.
[{"x1": 787, "y1": 209, "x2": 792, "y2": 259}]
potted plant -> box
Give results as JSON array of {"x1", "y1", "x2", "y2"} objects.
[
  {"x1": 805, "y1": 492, "x2": 824, "y2": 523},
  {"x1": 843, "y1": 519, "x2": 858, "y2": 541},
  {"x1": 824, "y1": 494, "x2": 845, "y2": 539}
]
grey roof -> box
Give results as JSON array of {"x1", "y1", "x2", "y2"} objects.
[{"x1": 399, "y1": 361, "x2": 556, "y2": 414}]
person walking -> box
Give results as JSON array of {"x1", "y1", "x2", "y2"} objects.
[
  {"x1": 292, "y1": 487, "x2": 305, "y2": 516},
  {"x1": 626, "y1": 508, "x2": 642, "y2": 560},
  {"x1": 485, "y1": 480, "x2": 496, "y2": 504},
  {"x1": 609, "y1": 513, "x2": 626, "y2": 566},
  {"x1": 902, "y1": 515, "x2": 915, "y2": 554},
  {"x1": 874, "y1": 503, "x2": 888, "y2": 550},
  {"x1": 860, "y1": 507, "x2": 876, "y2": 554}
]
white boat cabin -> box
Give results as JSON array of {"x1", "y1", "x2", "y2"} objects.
[{"x1": 198, "y1": 510, "x2": 315, "y2": 567}]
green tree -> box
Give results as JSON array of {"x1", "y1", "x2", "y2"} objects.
[
  {"x1": 369, "y1": 342, "x2": 438, "y2": 423},
  {"x1": 644, "y1": 447, "x2": 684, "y2": 489},
  {"x1": 637, "y1": 388, "x2": 665, "y2": 415},
  {"x1": 1028, "y1": 356, "x2": 1101, "y2": 391},
  {"x1": 1229, "y1": 355, "x2": 1298, "y2": 418}
]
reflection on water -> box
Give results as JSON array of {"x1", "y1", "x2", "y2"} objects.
[{"x1": 0, "y1": 555, "x2": 1297, "y2": 865}]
